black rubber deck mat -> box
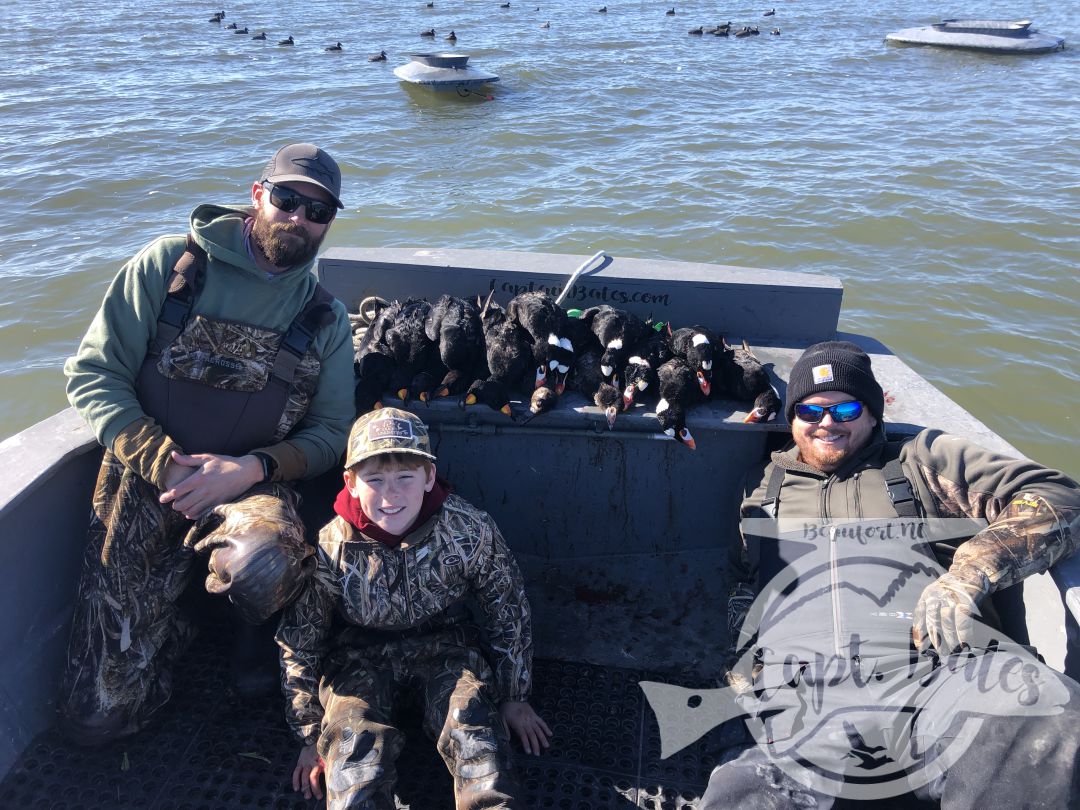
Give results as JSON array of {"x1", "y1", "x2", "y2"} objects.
[{"x1": 1, "y1": 626, "x2": 737, "y2": 808}]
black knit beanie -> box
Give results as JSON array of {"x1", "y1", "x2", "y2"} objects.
[{"x1": 784, "y1": 340, "x2": 884, "y2": 423}]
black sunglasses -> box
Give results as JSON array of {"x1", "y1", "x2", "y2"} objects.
[
  {"x1": 794, "y1": 400, "x2": 864, "y2": 424},
  {"x1": 262, "y1": 181, "x2": 336, "y2": 225}
]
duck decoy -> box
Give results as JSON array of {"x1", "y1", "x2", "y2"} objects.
[
  {"x1": 500, "y1": 2, "x2": 511, "y2": 7},
  {"x1": 666, "y1": 7, "x2": 676, "y2": 15},
  {"x1": 209, "y1": 13, "x2": 223, "y2": 23},
  {"x1": 233, "y1": 26, "x2": 248, "y2": 34},
  {"x1": 251, "y1": 31, "x2": 266, "y2": 39},
  {"x1": 420, "y1": 28, "x2": 436, "y2": 36},
  {"x1": 225, "y1": 22, "x2": 237, "y2": 29},
  {"x1": 368, "y1": 49, "x2": 387, "y2": 61},
  {"x1": 598, "y1": 5, "x2": 607, "y2": 11},
  {"x1": 445, "y1": 30, "x2": 457, "y2": 41},
  {"x1": 278, "y1": 35, "x2": 294, "y2": 45},
  {"x1": 426, "y1": 1, "x2": 434, "y2": 6},
  {"x1": 688, "y1": 26, "x2": 703, "y2": 34},
  {"x1": 770, "y1": 27, "x2": 780, "y2": 34},
  {"x1": 763, "y1": 8, "x2": 775, "y2": 15},
  {"x1": 540, "y1": 20, "x2": 551, "y2": 27},
  {"x1": 325, "y1": 42, "x2": 343, "y2": 51}
]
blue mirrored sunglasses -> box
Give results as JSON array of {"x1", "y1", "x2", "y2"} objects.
[{"x1": 794, "y1": 400, "x2": 864, "y2": 424}]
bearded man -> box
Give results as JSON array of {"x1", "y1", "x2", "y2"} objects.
[{"x1": 59, "y1": 144, "x2": 355, "y2": 745}]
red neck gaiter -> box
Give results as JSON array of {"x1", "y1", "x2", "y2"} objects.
[{"x1": 334, "y1": 477, "x2": 451, "y2": 548}]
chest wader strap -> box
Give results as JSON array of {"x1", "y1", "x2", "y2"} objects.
[
  {"x1": 270, "y1": 284, "x2": 336, "y2": 386},
  {"x1": 148, "y1": 235, "x2": 207, "y2": 358},
  {"x1": 883, "y1": 439, "x2": 919, "y2": 518},
  {"x1": 761, "y1": 464, "x2": 785, "y2": 518}
]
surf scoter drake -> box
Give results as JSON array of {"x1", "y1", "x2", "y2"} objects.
[
  {"x1": 507, "y1": 291, "x2": 574, "y2": 393},
  {"x1": 670, "y1": 325, "x2": 722, "y2": 397},
  {"x1": 579, "y1": 304, "x2": 648, "y2": 384},
  {"x1": 569, "y1": 349, "x2": 622, "y2": 429}
]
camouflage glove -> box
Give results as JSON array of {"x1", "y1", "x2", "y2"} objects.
[
  {"x1": 912, "y1": 564, "x2": 989, "y2": 655},
  {"x1": 188, "y1": 488, "x2": 315, "y2": 624}
]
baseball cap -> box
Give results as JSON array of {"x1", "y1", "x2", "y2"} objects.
[
  {"x1": 345, "y1": 408, "x2": 437, "y2": 469},
  {"x1": 260, "y1": 143, "x2": 344, "y2": 209}
]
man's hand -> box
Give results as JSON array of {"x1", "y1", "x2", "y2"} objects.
[
  {"x1": 292, "y1": 743, "x2": 325, "y2": 800},
  {"x1": 500, "y1": 701, "x2": 552, "y2": 756},
  {"x1": 912, "y1": 567, "x2": 989, "y2": 656},
  {"x1": 158, "y1": 451, "x2": 263, "y2": 519}
]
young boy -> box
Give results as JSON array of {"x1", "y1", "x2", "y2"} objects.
[{"x1": 277, "y1": 407, "x2": 551, "y2": 808}]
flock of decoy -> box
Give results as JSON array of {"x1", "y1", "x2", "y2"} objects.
[
  {"x1": 351, "y1": 290, "x2": 781, "y2": 450},
  {"x1": 204, "y1": 2, "x2": 785, "y2": 66}
]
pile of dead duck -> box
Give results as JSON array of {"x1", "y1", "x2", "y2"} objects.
[
  {"x1": 886, "y1": 19, "x2": 1065, "y2": 54},
  {"x1": 352, "y1": 289, "x2": 780, "y2": 451}
]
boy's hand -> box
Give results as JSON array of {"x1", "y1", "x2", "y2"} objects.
[
  {"x1": 292, "y1": 743, "x2": 325, "y2": 800},
  {"x1": 500, "y1": 701, "x2": 552, "y2": 756}
]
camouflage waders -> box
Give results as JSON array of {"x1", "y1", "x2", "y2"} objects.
[
  {"x1": 317, "y1": 631, "x2": 521, "y2": 810},
  {"x1": 58, "y1": 451, "x2": 312, "y2": 745}
]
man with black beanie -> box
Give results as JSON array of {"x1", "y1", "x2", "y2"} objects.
[{"x1": 699, "y1": 340, "x2": 1080, "y2": 809}]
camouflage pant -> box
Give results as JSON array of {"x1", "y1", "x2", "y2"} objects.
[
  {"x1": 58, "y1": 450, "x2": 309, "y2": 745},
  {"x1": 318, "y1": 632, "x2": 521, "y2": 810}
]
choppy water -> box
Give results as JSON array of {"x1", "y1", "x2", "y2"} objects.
[{"x1": 1, "y1": 0, "x2": 1077, "y2": 477}]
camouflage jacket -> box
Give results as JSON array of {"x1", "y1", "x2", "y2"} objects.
[
  {"x1": 276, "y1": 494, "x2": 533, "y2": 744},
  {"x1": 728, "y1": 428, "x2": 1080, "y2": 649}
]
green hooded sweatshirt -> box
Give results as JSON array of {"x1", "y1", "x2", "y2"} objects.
[{"x1": 64, "y1": 203, "x2": 354, "y2": 480}]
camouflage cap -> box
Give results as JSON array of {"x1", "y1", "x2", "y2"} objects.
[{"x1": 345, "y1": 407, "x2": 436, "y2": 469}]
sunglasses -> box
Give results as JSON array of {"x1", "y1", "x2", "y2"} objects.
[
  {"x1": 262, "y1": 182, "x2": 336, "y2": 225},
  {"x1": 794, "y1": 400, "x2": 864, "y2": 424}
]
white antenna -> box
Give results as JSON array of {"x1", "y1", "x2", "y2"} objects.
[{"x1": 555, "y1": 250, "x2": 607, "y2": 307}]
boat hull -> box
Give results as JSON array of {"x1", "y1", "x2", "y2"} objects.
[
  {"x1": 886, "y1": 26, "x2": 1065, "y2": 53},
  {"x1": 393, "y1": 62, "x2": 499, "y2": 90}
]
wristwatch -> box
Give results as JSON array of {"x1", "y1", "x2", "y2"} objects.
[{"x1": 252, "y1": 452, "x2": 277, "y2": 483}]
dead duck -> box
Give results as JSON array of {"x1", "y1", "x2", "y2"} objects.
[
  {"x1": 353, "y1": 351, "x2": 396, "y2": 415},
  {"x1": 425, "y1": 295, "x2": 485, "y2": 397},
  {"x1": 445, "y1": 30, "x2": 457, "y2": 41},
  {"x1": 579, "y1": 305, "x2": 648, "y2": 385},
  {"x1": 507, "y1": 291, "x2": 574, "y2": 394},
  {"x1": 743, "y1": 388, "x2": 781, "y2": 424},
  {"x1": 621, "y1": 327, "x2": 674, "y2": 408},
  {"x1": 656, "y1": 357, "x2": 699, "y2": 449},
  {"x1": 368, "y1": 49, "x2": 388, "y2": 62},
  {"x1": 325, "y1": 42, "x2": 343, "y2": 51},
  {"x1": 461, "y1": 377, "x2": 514, "y2": 418},
  {"x1": 251, "y1": 31, "x2": 266, "y2": 40},
  {"x1": 521, "y1": 385, "x2": 558, "y2": 423},
  {"x1": 481, "y1": 297, "x2": 533, "y2": 391},
  {"x1": 570, "y1": 350, "x2": 622, "y2": 429},
  {"x1": 278, "y1": 35, "x2": 294, "y2": 45},
  {"x1": 670, "y1": 326, "x2": 721, "y2": 398}
]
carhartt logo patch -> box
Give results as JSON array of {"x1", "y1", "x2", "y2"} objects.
[
  {"x1": 368, "y1": 417, "x2": 414, "y2": 442},
  {"x1": 812, "y1": 363, "x2": 834, "y2": 384}
]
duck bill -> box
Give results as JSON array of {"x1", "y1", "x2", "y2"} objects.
[
  {"x1": 534, "y1": 368, "x2": 547, "y2": 389},
  {"x1": 743, "y1": 408, "x2": 765, "y2": 424},
  {"x1": 696, "y1": 371, "x2": 711, "y2": 397},
  {"x1": 397, "y1": 388, "x2": 410, "y2": 403},
  {"x1": 622, "y1": 386, "x2": 635, "y2": 410},
  {"x1": 680, "y1": 428, "x2": 697, "y2": 451},
  {"x1": 500, "y1": 404, "x2": 513, "y2": 418},
  {"x1": 554, "y1": 372, "x2": 567, "y2": 397},
  {"x1": 434, "y1": 386, "x2": 450, "y2": 399},
  {"x1": 464, "y1": 393, "x2": 478, "y2": 407}
]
